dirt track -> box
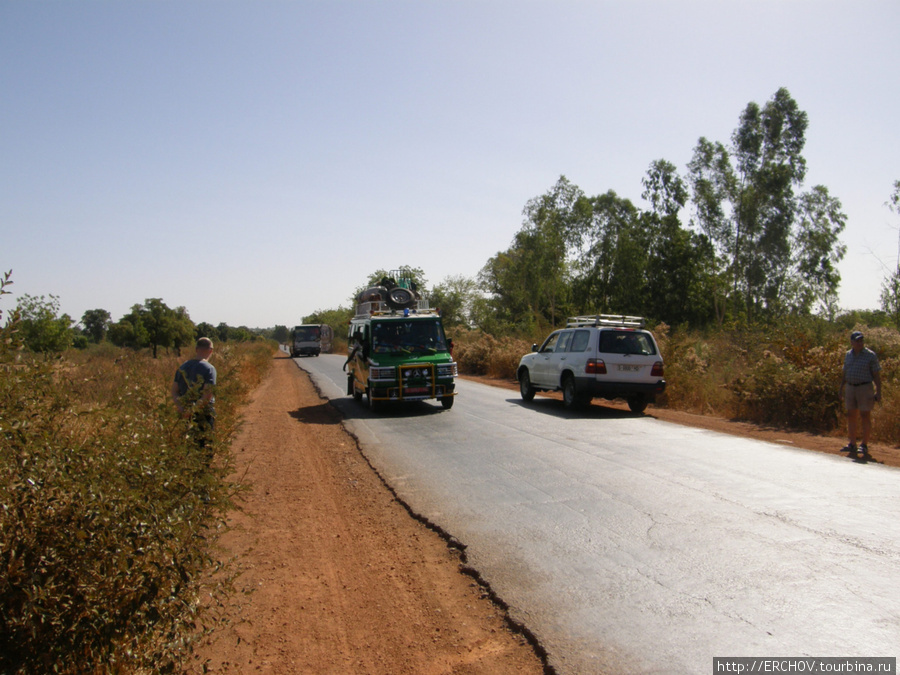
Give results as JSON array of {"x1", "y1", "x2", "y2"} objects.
[
  {"x1": 196, "y1": 354, "x2": 546, "y2": 674},
  {"x1": 196, "y1": 353, "x2": 898, "y2": 673}
]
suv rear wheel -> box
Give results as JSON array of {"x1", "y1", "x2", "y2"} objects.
[
  {"x1": 627, "y1": 394, "x2": 648, "y2": 414},
  {"x1": 562, "y1": 374, "x2": 588, "y2": 409},
  {"x1": 519, "y1": 369, "x2": 536, "y2": 402}
]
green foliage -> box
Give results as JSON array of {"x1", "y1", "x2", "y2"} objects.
[
  {"x1": 0, "y1": 298, "x2": 275, "y2": 672},
  {"x1": 303, "y1": 306, "x2": 352, "y2": 329},
  {"x1": 270, "y1": 324, "x2": 290, "y2": 343},
  {"x1": 429, "y1": 275, "x2": 479, "y2": 329},
  {"x1": 642, "y1": 161, "x2": 718, "y2": 326},
  {"x1": 109, "y1": 298, "x2": 195, "y2": 357},
  {"x1": 479, "y1": 177, "x2": 584, "y2": 330},
  {"x1": 303, "y1": 306, "x2": 353, "y2": 353},
  {"x1": 688, "y1": 88, "x2": 847, "y2": 321},
  {"x1": 15, "y1": 294, "x2": 74, "y2": 353},
  {"x1": 880, "y1": 180, "x2": 900, "y2": 328},
  {"x1": 1, "y1": 271, "x2": 23, "y2": 358},
  {"x1": 569, "y1": 189, "x2": 644, "y2": 317},
  {"x1": 196, "y1": 322, "x2": 217, "y2": 341},
  {"x1": 81, "y1": 308, "x2": 111, "y2": 343}
]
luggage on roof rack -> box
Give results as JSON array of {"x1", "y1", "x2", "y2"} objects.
[
  {"x1": 354, "y1": 270, "x2": 432, "y2": 317},
  {"x1": 567, "y1": 314, "x2": 645, "y2": 328}
]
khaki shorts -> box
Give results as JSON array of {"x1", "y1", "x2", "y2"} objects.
[{"x1": 845, "y1": 381, "x2": 875, "y2": 412}]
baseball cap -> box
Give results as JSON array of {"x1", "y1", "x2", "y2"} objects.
[{"x1": 850, "y1": 331, "x2": 864, "y2": 341}]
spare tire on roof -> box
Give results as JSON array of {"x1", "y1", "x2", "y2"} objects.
[{"x1": 386, "y1": 286, "x2": 416, "y2": 309}]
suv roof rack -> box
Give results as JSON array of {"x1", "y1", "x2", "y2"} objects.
[{"x1": 567, "y1": 314, "x2": 646, "y2": 328}]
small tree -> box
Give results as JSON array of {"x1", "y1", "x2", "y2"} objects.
[
  {"x1": 429, "y1": 275, "x2": 478, "y2": 328},
  {"x1": 271, "y1": 325, "x2": 290, "y2": 343},
  {"x1": 15, "y1": 294, "x2": 74, "y2": 353},
  {"x1": 81, "y1": 308, "x2": 111, "y2": 343},
  {"x1": 109, "y1": 299, "x2": 194, "y2": 357},
  {"x1": 880, "y1": 180, "x2": 900, "y2": 328},
  {"x1": 108, "y1": 314, "x2": 149, "y2": 350},
  {"x1": 0, "y1": 271, "x2": 23, "y2": 359},
  {"x1": 196, "y1": 321, "x2": 217, "y2": 340}
]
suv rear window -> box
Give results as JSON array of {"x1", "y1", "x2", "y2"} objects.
[{"x1": 598, "y1": 330, "x2": 657, "y2": 356}]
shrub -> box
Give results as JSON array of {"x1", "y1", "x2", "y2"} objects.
[
  {"x1": 728, "y1": 330, "x2": 844, "y2": 432},
  {"x1": 451, "y1": 329, "x2": 532, "y2": 380},
  {"x1": 0, "y1": 335, "x2": 275, "y2": 672}
]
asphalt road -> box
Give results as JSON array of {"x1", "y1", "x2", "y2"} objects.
[{"x1": 294, "y1": 353, "x2": 899, "y2": 674}]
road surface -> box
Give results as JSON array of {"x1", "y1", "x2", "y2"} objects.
[{"x1": 296, "y1": 354, "x2": 899, "y2": 674}]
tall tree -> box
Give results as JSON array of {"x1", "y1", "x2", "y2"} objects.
[
  {"x1": 688, "y1": 88, "x2": 845, "y2": 321},
  {"x1": 479, "y1": 176, "x2": 586, "y2": 331},
  {"x1": 518, "y1": 176, "x2": 586, "y2": 325},
  {"x1": 788, "y1": 186, "x2": 847, "y2": 316},
  {"x1": 195, "y1": 322, "x2": 217, "y2": 340},
  {"x1": 641, "y1": 160, "x2": 717, "y2": 326},
  {"x1": 687, "y1": 137, "x2": 736, "y2": 325},
  {"x1": 569, "y1": 190, "x2": 644, "y2": 315},
  {"x1": 170, "y1": 306, "x2": 196, "y2": 356},
  {"x1": 731, "y1": 87, "x2": 809, "y2": 317}
]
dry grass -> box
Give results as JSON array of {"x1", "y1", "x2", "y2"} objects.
[
  {"x1": 0, "y1": 340, "x2": 276, "y2": 673},
  {"x1": 455, "y1": 323, "x2": 900, "y2": 446}
]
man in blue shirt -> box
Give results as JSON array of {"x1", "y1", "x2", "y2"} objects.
[
  {"x1": 172, "y1": 337, "x2": 217, "y2": 447},
  {"x1": 840, "y1": 331, "x2": 882, "y2": 458}
]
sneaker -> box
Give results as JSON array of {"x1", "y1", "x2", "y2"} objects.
[
  {"x1": 859, "y1": 444, "x2": 869, "y2": 456},
  {"x1": 840, "y1": 443, "x2": 857, "y2": 453}
]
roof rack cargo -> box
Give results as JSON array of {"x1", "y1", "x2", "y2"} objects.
[
  {"x1": 567, "y1": 314, "x2": 646, "y2": 328},
  {"x1": 354, "y1": 268, "x2": 434, "y2": 318}
]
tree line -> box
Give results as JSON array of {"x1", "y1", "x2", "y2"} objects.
[
  {"x1": 478, "y1": 87, "x2": 851, "y2": 334},
  {"x1": 10, "y1": 290, "x2": 281, "y2": 356},
  {"x1": 9, "y1": 89, "x2": 900, "y2": 351},
  {"x1": 305, "y1": 89, "x2": 897, "y2": 337}
]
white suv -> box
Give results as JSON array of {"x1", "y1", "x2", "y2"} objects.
[{"x1": 516, "y1": 315, "x2": 666, "y2": 413}]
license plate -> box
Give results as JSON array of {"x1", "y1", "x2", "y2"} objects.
[
  {"x1": 617, "y1": 364, "x2": 642, "y2": 372},
  {"x1": 404, "y1": 387, "x2": 429, "y2": 394}
]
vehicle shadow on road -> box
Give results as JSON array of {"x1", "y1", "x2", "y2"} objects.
[
  {"x1": 289, "y1": 401, "x2": 344, "y2": 425},
  {"x1": 328, "y1": 398, "x2": 448, "y2": 420},
  {"x1": 507, "y1": 397, "x2": 645, "y2": 420}
]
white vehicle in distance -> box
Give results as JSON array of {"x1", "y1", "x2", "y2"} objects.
[{"x1": 516, "y1": 315, "x2": 666, "y2": 413}]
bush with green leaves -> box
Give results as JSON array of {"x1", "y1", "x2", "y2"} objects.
[{"x1": 14, "y1": 293, "x2": 74, "y2": 353}]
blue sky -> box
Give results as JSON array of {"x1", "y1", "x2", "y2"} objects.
[{"x1": 2, "y1": 1, "x2": 898, "y2": 329}]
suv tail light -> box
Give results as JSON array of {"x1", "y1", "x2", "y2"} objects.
[
  {"x1": 651, "y1": 361, "x2": 664, "y2": 377},
  {"x1": 585, "y1": 358, "x2": 606, "y2": 375}
]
